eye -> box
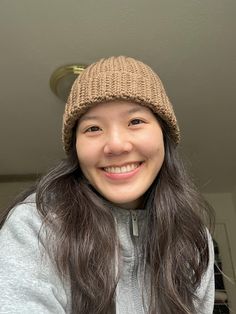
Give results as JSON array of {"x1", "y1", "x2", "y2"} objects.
[
  {"x1": 85, "y1": 126, "x2": 101, "y2": 133},
  {"x1": 129, "y1": 118, "x2": 145, "y2": 126}
]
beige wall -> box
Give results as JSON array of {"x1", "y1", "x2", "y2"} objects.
[
  {"x1": 232, "y1": 186, "x2": 236, "y2": 213},
  {"x1": 0, "y1": 181, "x2": 34, "y2": 212},
  {"x1": 204, "y1": 192, "x2": 236, "y2": 311},
  {"x1": 204, "y1": 192, "x2": 236, "y2": 272}
]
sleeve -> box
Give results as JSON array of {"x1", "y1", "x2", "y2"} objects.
[
  {"x1": 0, "y1": 201, "x2": 71, "y2": 314},
  {"x1": 194, "y1": 230, "x2": 215, "y2": 314}
]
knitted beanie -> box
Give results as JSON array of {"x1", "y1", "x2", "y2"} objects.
[{"x1": 62, "y1": 56, "x2": 180, "y2": 153}]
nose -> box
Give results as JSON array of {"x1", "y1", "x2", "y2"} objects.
[{"x1": 103, "y1": 129, "x2": 133, "y2": 156}]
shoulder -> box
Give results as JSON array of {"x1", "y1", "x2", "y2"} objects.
[
  {"x1": 3, "y1": 192, "x2": 38, "y2": 222},
  {"x1": 0, "y1": 193, "x2": 72, "y2": 313},
  {"x1": 0, "y1": 193, "x2": 42, "y2": 242},
  {"x1": 0, "y1": 193, "x2": 45, "y2": 265},
  {"x1": 194, "y1": 229, "x2": 215, "y2": 313}
]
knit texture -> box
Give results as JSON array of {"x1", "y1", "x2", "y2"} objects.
[{"x1": 62, "y1": 56, "x2": 180, "y2": 154}]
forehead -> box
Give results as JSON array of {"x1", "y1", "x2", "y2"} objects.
[{"x1": 80, "y1": 100, "x2": 153, "y2": 121}]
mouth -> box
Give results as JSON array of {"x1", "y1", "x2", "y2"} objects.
[{"x1": 102, "y1": 162, "x2": 143, "y2": 174}]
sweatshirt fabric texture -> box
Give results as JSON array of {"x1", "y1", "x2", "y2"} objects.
[{"x1": 0, "y1": 194, "x2": 215, "y2": 313}]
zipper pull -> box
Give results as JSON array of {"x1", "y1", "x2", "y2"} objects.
[{"x1": 131, "y1": 210, "x2": 139, "y2": 237}]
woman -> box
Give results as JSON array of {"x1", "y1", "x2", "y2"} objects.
[{"x1": 0, "y1": 56, "x2": 215, "y2": 314}]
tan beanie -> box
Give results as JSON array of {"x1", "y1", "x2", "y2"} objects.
[{"x1": 62, "y1": 56, "x2": 180, "y2": 154}]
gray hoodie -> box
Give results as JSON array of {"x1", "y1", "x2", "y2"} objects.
[{"x1": 0, "y1": 195, "x2": 215, "y2": 313}]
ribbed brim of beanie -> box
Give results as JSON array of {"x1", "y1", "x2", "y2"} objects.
[{"x1": 62, "y1": 56, "x2": 180, "y2": 153}]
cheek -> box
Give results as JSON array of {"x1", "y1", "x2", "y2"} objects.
[
  {"x1": 76, "y1": 139, "x2": 90, "y2": 165},
  {"x1": 140, "y1": 130, "x2": 164, "y2": 159},
  {"x1": 148, "y1": 143, "x2": 165, "y2": 165},
  {"x1": 75, "y1": 137, "x2": 101, "y2": 169}
]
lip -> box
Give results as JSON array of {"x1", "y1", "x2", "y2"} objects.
[{"x1": 101, "y1": 162, "x2": 144, "y2": 180}]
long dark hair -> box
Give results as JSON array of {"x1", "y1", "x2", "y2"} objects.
[{"x1": 0, "y1": 119, "x2": 214, "y2": 314}]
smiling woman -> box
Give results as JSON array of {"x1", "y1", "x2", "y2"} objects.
[{"x1": 0, "y1": 56, "x2": 215, "y2": 314}]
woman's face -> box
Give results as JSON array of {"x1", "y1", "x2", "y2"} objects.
[{"x1": 76, "y1": 100, "x2": 165, "y2": 209}]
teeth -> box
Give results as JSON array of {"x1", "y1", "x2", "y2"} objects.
[{"x1": 104, "y1": 163, "x2": 140, "y2": 174}]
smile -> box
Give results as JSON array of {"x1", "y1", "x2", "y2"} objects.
[{"x1": 103, "y1": 162, "x2": 142, "y2": 174}]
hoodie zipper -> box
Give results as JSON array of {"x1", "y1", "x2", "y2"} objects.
[
  {"x1": 131, "y1": 210, "x2": 139, "y2": 237},
  {"x1": 113, "y1": 207, "x2": 145, "y2": 314},
  {"x1": 130, "y1": 210, "x2": 145, "y2": 314}
]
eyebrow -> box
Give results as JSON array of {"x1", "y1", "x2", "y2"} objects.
[
  {"x1": 79, "y1": 105, "x2": 147, "y2": 123},
  {"x1": 79, "y1": 115, "x2": 102, "y2": 123}
]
